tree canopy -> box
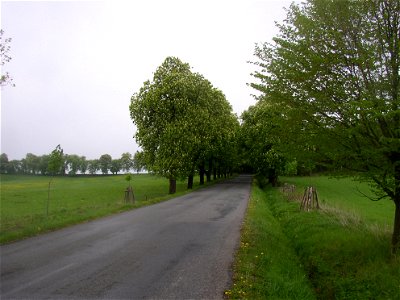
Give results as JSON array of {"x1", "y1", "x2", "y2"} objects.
[
  {"x1": 0, "y1": 29, "x2": 15, "y2": 87},
  {"x1": 250, "y1": 0, "x2": 400, "y2": 252},
  {"x1": 239, "y1": 102, "x2": 287, "y2": 187},
  {"x1": 99, "y1": 154, "x2": 112, "y2": 175},
  {"x1": 130, "y1": 56, "x2": 238, "y2": 193},
  {"x1": 47, "y1": 145, "x2": 64, "y2": 176}
]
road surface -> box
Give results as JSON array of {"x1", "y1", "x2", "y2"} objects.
[{"x1": 1, "y1": 175, "x2": 252, "y2": 299}]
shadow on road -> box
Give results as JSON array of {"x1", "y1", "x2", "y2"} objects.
[{"x1": 218, "y1": 174, "x2": 253, "y2": 185}]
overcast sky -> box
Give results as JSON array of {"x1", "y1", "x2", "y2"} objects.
[{"x1": 1, "y1": 0, "x2": 293, "y2": 160}]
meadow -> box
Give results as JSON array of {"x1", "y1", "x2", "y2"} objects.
[
  {"x1": 0, "y1": 174, "x2": 206, "y2": 244},
  {"x1": 228, "y1": 176, "x2": 399, "y2": 299},
  {"x1": 282, "y1": 176, "x2": 394, "y2": 229}
]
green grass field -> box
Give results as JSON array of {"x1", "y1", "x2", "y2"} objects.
[
  {"x1": 0, "y1": 174, "x2": 206, "y2": 244},
  {"x1": 282, "y1": 176, "x2": 394, "y2": 229},
  {"x1": 229, "y1": 176, "x2": 399, "y2": 299}
]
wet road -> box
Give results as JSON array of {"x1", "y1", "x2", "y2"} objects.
[{"x1": 1, "y1": 175, "x2": 252, "y2": 299}]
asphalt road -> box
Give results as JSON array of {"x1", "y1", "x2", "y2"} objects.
[{"x1": 1, "y1": 175, "x2": 252, "y2": 300}]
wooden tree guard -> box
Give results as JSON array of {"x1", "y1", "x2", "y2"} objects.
[
  {"x1": 282, "y1": 183, "x2": 297, "y2": 201},
  {"x1": 124, "y1": 186, "x2": 135, "y2": 204},
  {"x1": 300, "y1": 186, "x2": 320, "y2": 211}
]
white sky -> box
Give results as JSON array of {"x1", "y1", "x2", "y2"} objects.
[{"x1": 1, "y1": 0, "x2": 293, "y2": 160}]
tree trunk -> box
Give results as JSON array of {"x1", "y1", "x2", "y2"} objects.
[
  {"x1": 187, "y1": 174, "x2": 194, "y2": 189},
  {"x1": 199, "y1": 164, "x2": 205, "y2": 185},
  {"x1": 206, "y1": 158, "x2": 212, "y2": 183},
  {"x1": 213, "y1": 166, "x2": 217, "y2": 181},
  {"x1": 206, "y1": 170, "x2": 211, "y2": 183},
  {"x1": 169, "y1": 178, "x2": 176, "y2": 194},
  {"x1": 268, "y1": 169, "x2": 278, "y2": 187}
]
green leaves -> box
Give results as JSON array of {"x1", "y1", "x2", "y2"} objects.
[
  {"x1": 251, "y1": 0, "x2": 400, "y2": 251},
  {"x1": 47, "y1": 145, "x2": 64, "y2": 176},
  {"x1": 0, "y1": 29, "x2": 15, "y2": 87},
  {"x1": 130, "y1": 57, "x2": 238, "y2": 186},
  {"x1": 239, "y1": 102, "x2": 287, "y2": 182},
  {"x1": 252, "y1": 0, "x2": 400, "y2": 182},
  {"x1": 99, "y1": 154, "x2": 112, "y2": 175}
]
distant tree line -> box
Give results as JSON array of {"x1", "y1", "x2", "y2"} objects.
[{"x1": 0, "y1": 151, "x2": 146, "y2": 176}]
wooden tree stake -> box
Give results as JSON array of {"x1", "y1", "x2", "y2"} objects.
[{"x1": 300, "y1": 186, "x2": 320, "y2": 211}]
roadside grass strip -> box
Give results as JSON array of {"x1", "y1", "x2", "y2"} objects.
[
  {"x1": 227, "y1": 184, "x2": 315, "y2": 299},
  {"x1": 230, "y1": 180, "x2": 400, "y2": 299},
  {"x1": 268, "y1": 187, "x2": 400, "y2": 299}
]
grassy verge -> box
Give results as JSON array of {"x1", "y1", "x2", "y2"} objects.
[
  {"x1": 229, "y1": 179, "x2": 400, "y2": 299},
  {"x1": 0, "y1": 174, "x2": 223, "y2": 244},
  {"x1": 226, "y1": 183, "x2": 315, "y2": 299}
]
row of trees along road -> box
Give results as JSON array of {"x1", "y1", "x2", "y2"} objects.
[
  {"x1": 2, "y1": 0, "x2": 398, "y2": 253},
  {"x1": 130, "y1": 57, "x2": 239, "y2": 194},
  {"x1": 246, "y1": 0, "x2": 400, "y2": 253},
  {"x1": 0, "y1": 151, "x2": 146, "y2": 175}
]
